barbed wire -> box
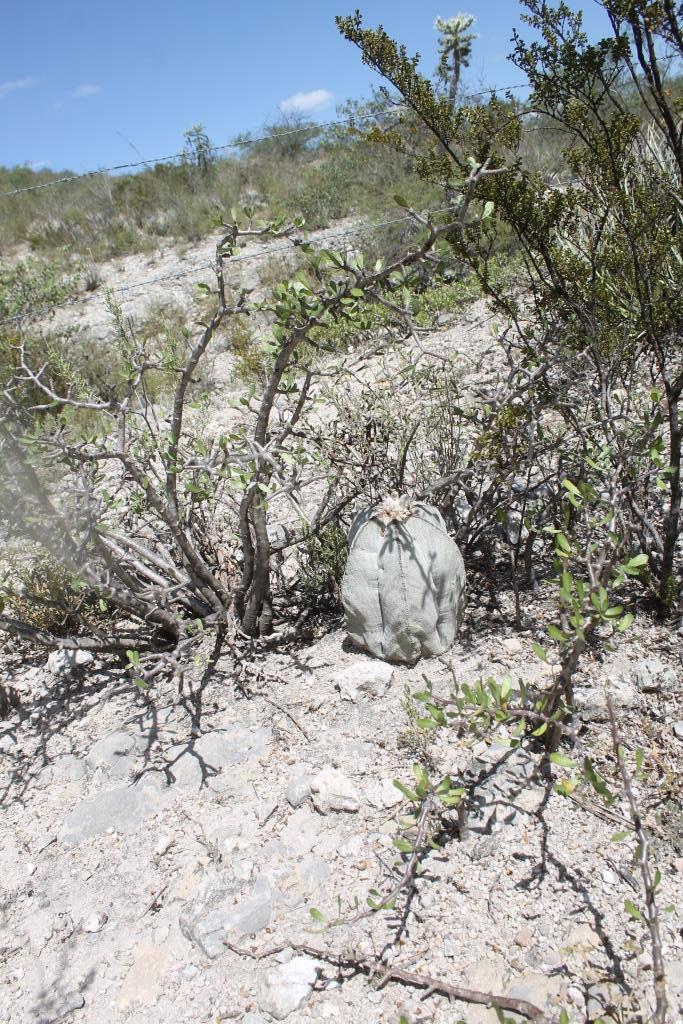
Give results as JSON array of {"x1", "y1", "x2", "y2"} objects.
[
  {"x1": 0, "y1": 82, "x2": 529, "y2": 201},
  {"x1": 0, "y1": 207, "x2": 453, "y2": 329}
]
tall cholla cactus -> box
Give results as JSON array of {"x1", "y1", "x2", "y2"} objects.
[{"x1": 434, "y1": 13, "x2": 477, "y2": 104}]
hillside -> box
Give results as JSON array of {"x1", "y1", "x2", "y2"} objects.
[{"x1": 2, "y1": 4, "x2": 683, "y2": 1023}]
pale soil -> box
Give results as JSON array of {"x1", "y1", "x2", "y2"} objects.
[{"x1": 1, "y1": 222, "x2": 683, "y2": 1024}]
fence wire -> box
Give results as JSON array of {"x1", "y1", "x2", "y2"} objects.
[
  {"x1": 0, "y1": 208, "x2": 451, "y2": 329},
  {"x1": 0, "y1": 83, "x2": 528, "y2": 200}
]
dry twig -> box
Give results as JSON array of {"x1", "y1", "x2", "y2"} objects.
[
  {"x1": 606, "y1": 691, "x2": 669, "y2": 1024},
  {"x1": 224, "y1": 940, "x2": 549, "y2": 1021}
]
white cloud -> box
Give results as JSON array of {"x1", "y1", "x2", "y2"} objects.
[
  {"x1": 0, "y1": 77, "x2": 40, "y2": 99},
  {"x1": 69, "y1": 84, "x2": 102, "y2": 99},
  {"x1": 279, "y1": 88, "x2": 333, "y2": 114}
]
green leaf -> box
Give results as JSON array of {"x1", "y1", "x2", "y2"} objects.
[
  {"x1": 617, "y1": 612, "x2": 634, "y2": 632},
  {"x1": 625, "y1": 553, "x2": 648, "y2": 571},
  {"x1": 562, "y1": 478, "x2": 582, "y2": 497},
  {"x1": 133, "y1": 677, "x2": 147, "y2": 690},
  {"x1": 624, "y1": 899, "x2": 642, "y2": 921},
  {"x1": 393, "y1": 780, "x2": 420, "y2": 802},
  {"x1": 550, "y1": 752, "x2": 577, "y2": 768},
  {"x1": 309, "y1": 907, "x2": 325, "y2": 922},
  {"x1": 547, "y1": 624, "x2": 567, "y2": 643},
  {"x1": 610, "y1": 831, "x2": 630, "y2": 842},
  {"x1": 126, "y1": 649, "x2": 140, "y2": 666},
  {"x1": 583, "y1": 757, "x2": 613, "y2": 802},
  {"x1": 393, "y1": 194, "x2": 410, "y2": 208},
  {"x1": 441, "y1": 790, "x2": 465, "y2": 807},
  {"x1": 531, "y1": 642, "x2": 548, "y2": 662},
  {"x1": 555, "y1": 532, "x2": 572, "y2": 555},
  {"x1": 483, "y1": 200, "x2": 495, "y2": 219},
  {"x1": 393, "y1": 836, "x2": 414, "y2": 853}
]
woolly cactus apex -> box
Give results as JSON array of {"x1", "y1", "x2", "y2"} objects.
[
  {"x1": 373, "y1": 491, "x2": 415, "y2": 525},
  {"x1": 342, "y1": 497, "x2": 466, "y2": 665}
]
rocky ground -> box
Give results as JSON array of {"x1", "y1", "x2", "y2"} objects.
[
  {"x1": 1, "y1": 603, "x2": 682, "y2": 1024},
  {"x1": 2, "y1": 222, "x2": 683, "y2": 1024}
]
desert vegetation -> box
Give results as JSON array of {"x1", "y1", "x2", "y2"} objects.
[{"x1": 1, "y1": 3, "x2": 682, "y2": 1023}]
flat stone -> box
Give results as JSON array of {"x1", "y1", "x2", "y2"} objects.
[
  {"x1": 311, "y1": 767, "x2": 360, "y2": 814},
  {"x1": 501, "y1": 636, "x2": 523, "y2": 655},
  {"x1": 86, "y1": 731, "x2": 137, "y2": 778},
  {"x1": 466, "y1": 747, "x2": 539, "y2": 833},
  {"x1": 46, "y1": 649, "x2": 93, "y2": 678},
  {"x1": 562, "y1": 922, "x2": 602, "y2": 953},
  {"x1": 59, "y1": 782, "x2": 167, "y2": 846},
  {"x1": 673, "y1": 721, "x2": 683, "y2": 741},
  {"x1": 506, "y1": 972, "x2": 563, "y2": 1010},
  {"x1": 167, "y1": 726, "x2": 271, "y2": 790},
  {"x1": 256, "y1": 956, "x2": 319, "y2": 1019},
  {"x1": 514, "y1": 926, "x2": 534, "y2": 947},
  {"x1": 585, "y1": 981, "x2": 623, "y2": 1018},
  {"x1": 0, "y1": 726, "x2": 17, "y2": 755},
  {"x1": 281, "y1": 807, "x2": 322, "y2": 853},
  {"x1": 82, "y1": 912, "x2": 108, "y2": 933},
  {"x1": 180, "y1": 874, "x2": 273, "y2": 959},
  {"x1": 666, "y1": 959, "x2": 683, "y2": 994},
  {"x1": 462, "y1": 957, "x2": 510, "y2": 1024},
  {"x1": 575, "y1": 675, "x2": 640, "y2": 722},
  {"x1": 296, "y1": 856, "x2": 329, "y2": 892},
  {"x1": 41, "y1": 754, "x2": 87, "y2": 783},
  {"x1": 364, "y1": 779, "x2": 403, "y2": 810},
  {"x1": 632, "y1": 658, "x2": 678, "y2": 693},
  {"x1": 335, "y1": 661, "x2": 394, "y2": 702},
  {"x1": 117, "y1": 947, "x2": 169, "y2": 1007},
  {"x1": 286, "y1": 769, "x2": 312, "y2": 809}
]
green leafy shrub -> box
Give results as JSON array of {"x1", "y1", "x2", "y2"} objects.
[
  {"x1": 0, "y1": 256, "x2": 78, "y2": 321},
  {"x1": 297, "y1": 523, "x2": 348, "y2": 608},
  {"x1": 1, "y1": 557, "x2": 101, "y2": 634}
]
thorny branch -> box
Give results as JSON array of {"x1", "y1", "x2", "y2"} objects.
[
  {"x1": 606, "y1": 691, "x2": 669, "y2": 1024},
  {"x1": 224, "y1": 940, "x2": 548, "y2": 1021}
]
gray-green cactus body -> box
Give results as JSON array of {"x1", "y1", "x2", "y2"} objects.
[{"x1": 342, "y1": 498, "x2": 466, "y2": 664}]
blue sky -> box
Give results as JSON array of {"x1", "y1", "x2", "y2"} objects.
[{"x1": 1, "y1": 1, "x2": 612, "y2": 173}]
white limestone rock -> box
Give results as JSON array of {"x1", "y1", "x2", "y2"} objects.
[
  {"x1": 256, "y1": 956, "x2": 319, "y2": 1019},
  {"x1": 310, "y1": 767, "x2": 359, "y2": 814}
]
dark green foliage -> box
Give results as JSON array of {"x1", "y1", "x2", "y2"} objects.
[
  {"x1": 338, "y1": 1, "x2": 683, "y2": 607},
  {"x1": 0, "y1": 256, "x2": 78, "y2": 321},
  {"x1": 298, "y1": 523, "x2": 348, "y2": 608}
]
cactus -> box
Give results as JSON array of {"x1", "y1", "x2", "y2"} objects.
[{"x1": 342, "y1": 493, "x2": 466, "y2": 664}]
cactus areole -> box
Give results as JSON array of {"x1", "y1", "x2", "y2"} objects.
[{"x1": 341, "y1": 493, "x2": 466, "y2": 664}]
